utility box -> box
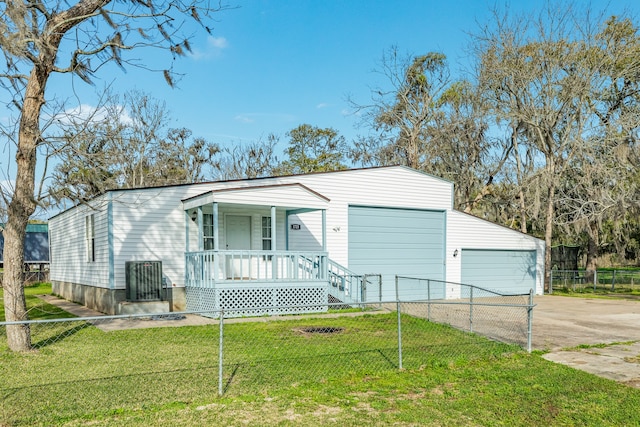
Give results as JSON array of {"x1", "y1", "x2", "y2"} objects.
[{"x1": 125, "y1": 261, "x2": 163, "y2": 302}]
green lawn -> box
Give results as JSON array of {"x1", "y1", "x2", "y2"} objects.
[{"x1": 1, "y1": 284, "x2": 640, "y2": 426}]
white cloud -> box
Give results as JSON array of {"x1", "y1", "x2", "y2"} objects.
[
  {"x1": 208, "y1": 36, "x2": 228, "y2": 49},
  {"x1": 316, "y1": 103, "x2": 329, "y2": 109},
  {"x1": 54, "y1": 104, "x2": 132, "y2": 126},
  {"x1": 189, "y1": 36, "x2": 229, "y2": 60},
  {"x1": 234, "y1": 114, "x2": 254, "y2": 123}
]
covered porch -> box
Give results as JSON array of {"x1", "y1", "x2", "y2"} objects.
[{"x1": 182, "y1": 183, "x2": 340, "y2": 316}]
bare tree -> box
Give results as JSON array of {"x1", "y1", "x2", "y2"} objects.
[
  {"x1": 555, "y1": 17, "x2": 640, "y2": 270},
  {"x1": 428, "y1": 80, "x2": 512, "y2": 214},
  {"x1": 51, "y1": 91, "x2": 220, "y2": 201},
  {"x1": 350, "y1": 48, "x2": 510, "y2": 214},
  {"x1": 473, "y1": 4, "x2": 603, "y2": 289},
  {"x1": 214, "y1": 134, "x2": 281, "y2": 180},
  {"x1": 0, "y1": 0, "x2": 229, "y2": 351},
  {"x1": 349, "y1": 47, "x2": 450, "y2": 169}
]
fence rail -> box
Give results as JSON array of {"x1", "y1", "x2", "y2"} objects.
[{"x1": 550, "y1": 269, "x2": 640, "y2": 293}]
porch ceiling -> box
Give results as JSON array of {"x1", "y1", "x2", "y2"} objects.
[{"x1": 182, "y1": 182, "x2": 330, "y2": 212}]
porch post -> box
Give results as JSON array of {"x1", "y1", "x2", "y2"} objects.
[
  {"x1": 271, "y1": 206, "x2": 277, "y2": 279},
  {"x1": 197, "y1": 206, "x2": 204, "y2": 251},
  {"x1": 213, "y1": 202, "x2": 219, "y2": 281},
  {"x1": 213, "y1": 202, "x2": 219, "y2": 250},
  {"x1": 185, "y1": 210, "x2": 190, "y2": 252},
  {"x1": 322, "y1": 209, "x2": 327, "y2": 280},
  {"x1": 271, "y1": 206, "x2": 277, "y2": 251},
  {"x1": 321, "y1": 209, "x2": 327, "y2": 251}
]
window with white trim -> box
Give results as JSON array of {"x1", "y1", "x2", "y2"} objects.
[
  {"x1": 203, "y1": 213, "x2": 215, "y2": 250},
  {"x1": 262, "y1": 216, "x2": 272, "y2": 251}
]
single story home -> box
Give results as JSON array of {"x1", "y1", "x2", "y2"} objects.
[{"x1": 49, "y1": 166, "x2": 544, "y2": 315}]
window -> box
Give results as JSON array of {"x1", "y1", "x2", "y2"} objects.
[
  {"x1": 262, "y1": 216, "x2": 272, "y2": 251},
  {"x1": 203, "y1": 214, "x2": 215, "y2": 250},
  {"x1": 85, "y1": 214, "x2": 95, "y2": 262}
]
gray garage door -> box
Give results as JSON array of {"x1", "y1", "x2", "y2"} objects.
[
  {"x1": 461, "y1": 249, "x2": 536, "y2": 296},
  {"x1": 348, "y1": 206, "x2": 445, "y2": 301}
]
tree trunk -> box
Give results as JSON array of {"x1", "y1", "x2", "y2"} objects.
[
  {"x1": 543, "y1": 179, "x2": 556, "y2": 293},
  {"x1": 3, "y1": 65, "x2": 48, "y2": 351},
  {"x1": 512, "y1": 125, "x2": 527, "y2": 233},
  {"x1": 584, "y1": 229, "x2": 598, "y2": 284},
  {"x1": 3, "y1": 217, "x2": 31, "y2": 351}
]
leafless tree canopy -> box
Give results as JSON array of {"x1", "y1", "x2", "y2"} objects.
[{"x1": 0, "y1": 0, "x2": 229, "y2": 352}]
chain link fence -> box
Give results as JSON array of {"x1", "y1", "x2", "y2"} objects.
[
  {"x1": 0, "y1": 281, "x2": 533, "y2": 424},
  {"x1": 395, "y1": 276, "x2": 534, "y2": 350},
  {"x1": 0, "y1": 269, "x2": 50, "y2": 287},
  {"x1": 551, "y1": 269, "x2": 640, "y2": 293}
]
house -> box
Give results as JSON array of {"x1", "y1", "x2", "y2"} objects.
[
  {"x1": 0, "y1": 223, "x2": 50, "y2": 269},
  {"x1": 48, "y1": 166, "x2": 544, "y2": 315}
]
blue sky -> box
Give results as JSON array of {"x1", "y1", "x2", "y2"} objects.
[
  {"x1": 43, "y1": 0, "x2": 640, "y2": 150},
  {"x1": 1, "y1": 0, "x2": 639, "y2": 206}
]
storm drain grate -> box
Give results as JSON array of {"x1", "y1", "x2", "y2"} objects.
[{"x1": 298, "y1": 326, "x2": 344, "y2": 334}]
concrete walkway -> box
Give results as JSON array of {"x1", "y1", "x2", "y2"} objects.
[
  {"x1": 36, "y1": 294, "x2": 388, "y2": 332},
  {"x1": 533, "y1": 295, "x2": 640, "y2": 388}
]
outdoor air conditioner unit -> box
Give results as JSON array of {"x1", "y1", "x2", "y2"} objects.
[{"x1": 125, "y1": 260, "x2": 163, "y2": 302}]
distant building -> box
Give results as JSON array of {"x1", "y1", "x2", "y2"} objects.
[
  {"x1": 0, "y1": 223, "x2": 50, "y2": 269},
  {"x1": 551, "y1": 245, "x2": 580, "y2": 271}
]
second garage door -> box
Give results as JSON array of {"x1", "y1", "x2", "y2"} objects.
[
  {"x1": 461, "y1": 249, "x2": 537, "y2": 296},
  {"x1": 348, "y1": 206, "x2": 445, "y2": 300}
]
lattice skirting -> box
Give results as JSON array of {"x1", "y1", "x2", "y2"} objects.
[{"x1": 185, "y1": 282, "x2": 329, "y2": 318}]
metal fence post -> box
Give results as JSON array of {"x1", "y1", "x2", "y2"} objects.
[
  {"x1": 427, "y1": 279, "x2": 431, "y2": 321},
  {"x1": 527, "y1": 289, "x2": 534, "y2": 353},
  {"x1": 361, "y1": 274, "x2": 367, "y2": 305},
  {"x1": 612, "y1": 270, "x2": 616, "y2": 291},
  {"x1": 469, "y1": 286, "x2": 474, "y2": 333},
  {"x1": 218, "y1": 310, "x2": 224, "y2": 396},
  {"x1": 396, "y1": 275, "x2": 403, "y2": 370}
]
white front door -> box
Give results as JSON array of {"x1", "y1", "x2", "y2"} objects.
[
  {"x1": 225, "y1": 215, "x2": 252, "y2": 279},
  {"x1": 226, "y1": 215, "x2": 251, "y2": 250}
]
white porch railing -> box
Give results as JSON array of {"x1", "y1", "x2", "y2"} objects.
[{"x1": 185, "y1": 250, "x2": 328, "y2": 287}]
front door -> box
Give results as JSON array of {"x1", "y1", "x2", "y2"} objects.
[
  {"x1": 226, "y1": 215, "x2": 251, "y2": 250},
  {"x1": 225, "y1": 215, "x2": 252, "y2": 279}
]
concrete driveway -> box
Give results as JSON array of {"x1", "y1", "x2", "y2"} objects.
[{"x1": 533, "y1": 295, "x2": 640, "y2": 387}]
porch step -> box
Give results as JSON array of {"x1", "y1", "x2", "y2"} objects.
[{"x1": 117, "y1": 301, "x2": 170, "y2": 315}]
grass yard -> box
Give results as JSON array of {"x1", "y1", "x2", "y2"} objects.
[{"x1": 2, "y1": 284, "x2": 640, "y2": 426}]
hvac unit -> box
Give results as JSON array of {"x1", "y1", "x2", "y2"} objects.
[{"x1": 125, "y1": 261, "x2": 164, "y2": 302}]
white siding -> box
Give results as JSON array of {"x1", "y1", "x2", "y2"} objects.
[
  {"x1": 111, "y1": 186, "x2": 208, "y2": 289},
  {"x1": 49, "y1": 196, "x2": 110, "y2": 288},
  {"x1": 184, "y1": 166, "x2": 452, "y2": 269},
  {"x1": 272, "y1": 167, "x2": 453, "y2": 267},
  {"x1": 288, "y1": 211, "x2": 324, "y2": 252},
  {"x1": 445, "y1": 210, "x2": 545, "y2": 296}
]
